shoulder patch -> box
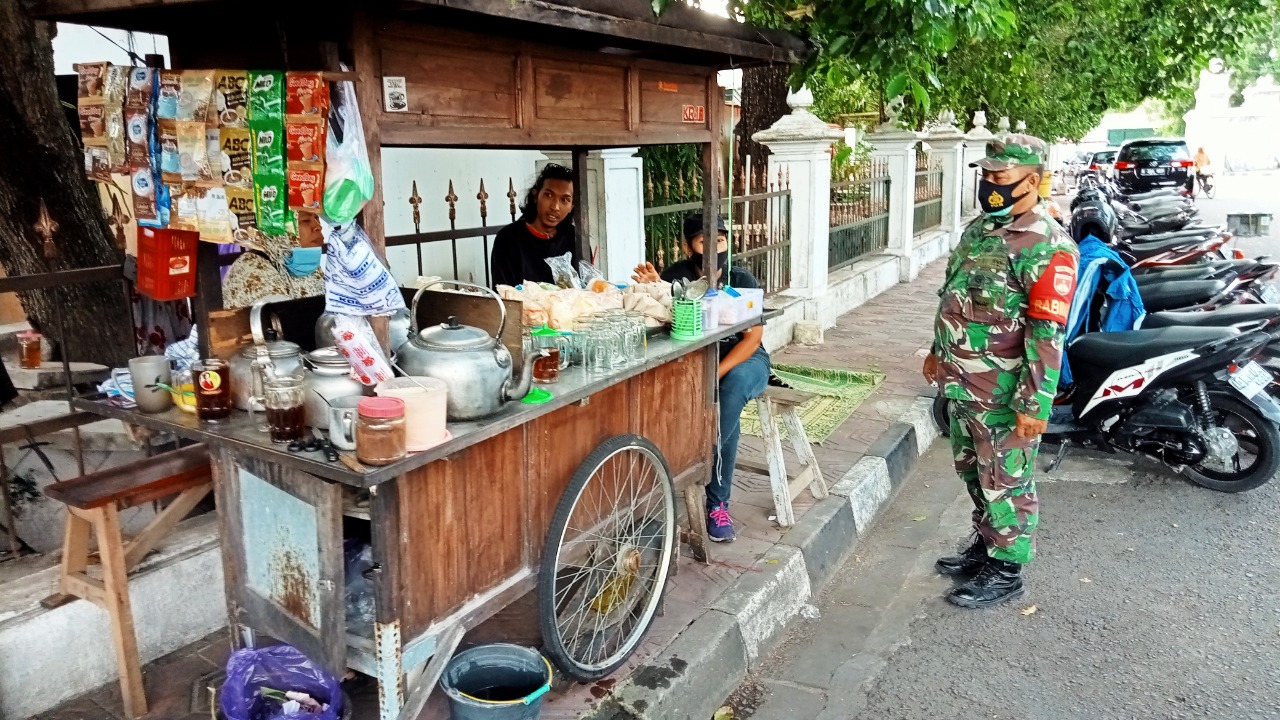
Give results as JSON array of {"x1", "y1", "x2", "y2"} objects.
[{"x1": 1028, "y1": 250, "x2": 1077, "y2": 324}]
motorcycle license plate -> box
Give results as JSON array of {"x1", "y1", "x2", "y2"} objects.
[
  {"x1": 1260, "y1": 283, "x2": 1280, "y2": 304},
  {"x1": 1140, "y1": 168, "x2": 1167, "y2": 176},
  {"x1": 1229, "y1": 361, "x2": 1271, "y2": 398}
]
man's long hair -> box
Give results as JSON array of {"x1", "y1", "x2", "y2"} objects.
[{"x1": 520, "y1": 163, "x2": 575, "y2": 231}]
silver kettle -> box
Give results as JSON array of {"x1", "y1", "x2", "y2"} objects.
[{"x1": 394, "y1": 281, "x2": 537, "y2": 420}]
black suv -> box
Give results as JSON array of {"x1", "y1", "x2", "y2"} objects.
[{"x1": 1114, "y1": 139, "x2": 1194, "y2": 194}]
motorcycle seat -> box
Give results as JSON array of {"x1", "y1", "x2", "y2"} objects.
[
  {"x1": 1128, "y1": 228, "x2": 1221, "y2": 244},
  {"x1": 1133, "y1": 267, "x2": 1219, "y2": 285},
  {"x1": 1141, "y1": 305, "x2": 1280, "y2": 329},
  {"x1": 1068, "y1": 326, "x2": 1238, "y2": 373},
  {"x1": 1138, "y1": 279, "x2": 1228, "y2": 312},
  {"x1": 1124, "y1": 237, "x2": 1216, "y2": 256},
  {"x1": 1136, "y1": 259, "x2": 1252, "y2": 274}
]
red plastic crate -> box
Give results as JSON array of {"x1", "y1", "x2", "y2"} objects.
[{"x1": 136, "y1": 227, "x2": 199, "y2": 301}]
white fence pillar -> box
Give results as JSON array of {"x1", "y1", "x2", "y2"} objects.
[
  {"x1": 928, "y1": 128, "x2": 966, "y2": 248},
  {"x1": 962, "y1": 111, "x2": 996, "y2": 218},
  {"x1": 538, "y1": 149, "x2": 644, "y2": 281},
  {"x1": 753, "y1": 86, "x2": 843, "y2": 299},
  {"x1": 866, "y1": 125, "x2": 922, "y2": 282}
]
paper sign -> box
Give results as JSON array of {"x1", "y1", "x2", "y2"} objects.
[{"x1": 383, "y1": 76, "x2": 408, "y2": 113}]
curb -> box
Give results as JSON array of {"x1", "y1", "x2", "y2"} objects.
[{"x1": 585, "y1": 393, "x2": 938, "y2": 720}]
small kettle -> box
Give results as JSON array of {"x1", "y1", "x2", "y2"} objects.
[{"x1": 394, "y1": 281, "x2": 538, "y2": 420}]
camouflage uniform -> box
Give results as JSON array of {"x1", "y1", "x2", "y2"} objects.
[{"x1": 934, "y1": 135, "x2": 1079, "y2": 565}]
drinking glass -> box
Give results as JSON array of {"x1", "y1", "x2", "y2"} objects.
[
  {"x1": 608, "y1": 316, "x2": 630, "y2": 368},
  {"x1": 193, "y1": 358, "x2": 232, "y2": 422},
  {"x1": 263, "y1": 375, "x2": 307, "y2": 443},
  {"x1": 624, "y1": 311, "x2": 647, "y2": 360}
]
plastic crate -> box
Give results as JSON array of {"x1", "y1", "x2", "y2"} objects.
[{"x1": 136, "y1": 227, "x2": 199, "y2": 301}]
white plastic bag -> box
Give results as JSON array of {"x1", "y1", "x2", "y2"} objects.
[
  {"x1": 322, "y1": 218, "x2": 406, "y2": 316},
  {"x1": 330, "y1": 315, "x2": 395, "y2": 386},
  {"x1": 322, "y1": 80, "x2": 374, "y2": 224}
]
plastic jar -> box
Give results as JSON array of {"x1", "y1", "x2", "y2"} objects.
[
  {"x1": 17, "y1": 332, "x2": 41, "y2": 369},
  {"x1": 356, "y1": 396, "x2": 407, "y2": 466}
]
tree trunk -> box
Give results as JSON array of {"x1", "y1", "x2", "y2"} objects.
[
  {"x1": 734, "y1": 64, "x2": 792, "y2": 191},
  {"x1": 0, "y1": 0, "x2": 132, "y2": 367}
]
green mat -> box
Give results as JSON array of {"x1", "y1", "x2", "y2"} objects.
[{"x1": 740, "y1": 364, "x2": 885, "y2": 444}]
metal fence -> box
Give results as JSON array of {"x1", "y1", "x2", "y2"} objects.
[
  {"x1": 829, "y1": 158, "x2": 891, "y2": 271},
  {"x1": 643, "y1": 163, "x2": 792, "y2": 295},
  {"x1": 384, "y1": 178, "x2": 521, "y2": 288},
  {"x1": 913, "y1": 150, "x2": 944, "y2": 235}
]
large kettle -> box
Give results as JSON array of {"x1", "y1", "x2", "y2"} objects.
[{"x1": 395, "y1": 281, "x2": 536, "y2": 421}]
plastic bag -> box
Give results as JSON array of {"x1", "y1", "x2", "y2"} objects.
[
  {"x1": 546, "y1": 252, "x2": 581, "y2": 289},
  {"x1": 220, "y1": 645, "x2": 344, "y2": 720},
  {"x1": 322, "y1": 219, "x2": 406, "y2": 316},
  {"x1": 331, "y1": 315, "x2": 395, "y2": 386},
  {"x1": 344, "y1": 538, "x2": 376, "y2": 631},
  {"x1": 322, "y1": 80, "x2": 375, "y2": 224}
]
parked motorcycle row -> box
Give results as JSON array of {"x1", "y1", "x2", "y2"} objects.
[{"x1": 935, "y1": 178, "x2": 1280, "y2": 492}]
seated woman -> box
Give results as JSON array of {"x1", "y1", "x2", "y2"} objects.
[
  {"x1": 490, "y1": 164, "x2": 580, "y2": 288},
  {"x1": 633, "y1": 212, "x2": 770, "y2": 542}
]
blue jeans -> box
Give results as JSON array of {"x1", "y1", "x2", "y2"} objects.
[{"x1": 710, "y1": 346, "x2": 771, "y2": 510}]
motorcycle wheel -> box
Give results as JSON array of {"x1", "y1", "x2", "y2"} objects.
[
  {"x1": 1181, "y1": 394, "x2": 1280, "y2": 493},
  {"x1": 932, "y1": 393, "x2": 951, "y2": 437}
]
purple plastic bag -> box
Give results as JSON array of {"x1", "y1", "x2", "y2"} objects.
[{"x1": 220, "y1": 645, "x2": 345, "y2": 720}]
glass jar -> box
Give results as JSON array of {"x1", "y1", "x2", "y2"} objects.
[
  {"x1": 17, "y1": 332, "x2": 41, "y2": 369},
  {"x1": 624, "y1": 311, "x2": 647, "y2": 359},
  {"x1": 356, "y1": 396, "x2": 407, "y2": 466}
]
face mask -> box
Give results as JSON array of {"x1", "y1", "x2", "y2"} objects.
[
  {"x1": 978, "y1": 177, "x2": 1031, "y2": 218},
  {"x1": 284, "y1": 246, "x2": 323, "y2": 277},
  {"x1": 689, "y1": 250, "x2": 728, "y2": 273}
]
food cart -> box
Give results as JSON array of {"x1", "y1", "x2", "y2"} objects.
[{"x1": 26, "y1": 2, "x2": 804, "y2": 717}]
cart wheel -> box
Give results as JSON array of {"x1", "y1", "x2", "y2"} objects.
[{"x1": 538, "y1": 434, "x2": 676, "y2": 681}]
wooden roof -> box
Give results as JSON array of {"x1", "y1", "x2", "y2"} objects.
[{"x1": 24, "y1": 0, "x2": 808, "y2": 68}]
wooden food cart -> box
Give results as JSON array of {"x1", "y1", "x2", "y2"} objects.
[{"x1": 27, "y1": 1, "x2": 805, "y2": 717}]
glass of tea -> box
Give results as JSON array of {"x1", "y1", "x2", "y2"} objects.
[
  {"x1": 193, "y1": 358, "x2": 233, "y2": 422},
  {"x1": 263, "y1": 375, "x2": 306, "y2": 443},
  {"x1": 529, "y1": 325, "x2": 566, "y2": 384}
]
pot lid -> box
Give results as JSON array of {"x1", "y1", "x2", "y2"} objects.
[
  {"x1": 307, "y1": 346, "x2": 350, "y2": 366},
  {"x1": 239, "y1": 340, "x2": 301, "y2": 359},
  {"x1": 417, "y1": 316, "x2": 494, "y2": 350}
]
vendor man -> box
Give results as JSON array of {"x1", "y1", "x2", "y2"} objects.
[
  {"x1": 633, "y1": 213, "x2": 770, "y2": 543},
  {"x1": 490, "y1": 164, "x2": 581, "y2": 288}
]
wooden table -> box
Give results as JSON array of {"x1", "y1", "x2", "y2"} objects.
[{"x1": 74, "y1": 320, "x2": 754, "y2": 719}]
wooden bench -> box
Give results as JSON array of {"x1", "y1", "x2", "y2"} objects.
[
  {"x1": 41, "y1": 443, "x2": 214, "y2": 720},
  {"x1": 736, "y1": 386, "x2": 827, "y2": 527}
]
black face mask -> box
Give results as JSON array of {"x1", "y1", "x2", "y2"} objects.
[
  {"x1": 689, "y1": 250, "x2": 728, "y2": 274},
  {"x1": 978, "y1": 177, "x2": 1031, "y2": 218}
]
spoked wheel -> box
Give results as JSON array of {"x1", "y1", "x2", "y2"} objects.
[
  {"x1": 1182, "y1": 393, "x2": 1280, "y2": 493},
  {"x1": 538, "y1": 434, "x2": 676, "y2": 680}
]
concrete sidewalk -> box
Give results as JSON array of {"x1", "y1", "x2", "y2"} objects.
[{"x1": 37, "y1": 260, "x2": 945, "y2": 720}]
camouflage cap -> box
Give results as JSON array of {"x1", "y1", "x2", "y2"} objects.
[{"x1": 970, "y1": 134, "x2": 1049, "y2": 171}]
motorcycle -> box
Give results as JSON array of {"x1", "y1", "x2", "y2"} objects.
[{"x1": 933, "y1": 326, "x2": 1280, "y2": 492}]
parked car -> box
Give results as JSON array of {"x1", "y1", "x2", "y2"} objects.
[
  {"x1": 1114, "y1": 139, "x2": 1195, "y2": 194},
  {"x1": 1085, "y1": 149, "x2": 1118, "y2": 182}
]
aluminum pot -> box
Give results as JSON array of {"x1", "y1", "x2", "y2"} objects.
[
  {"x1": 230, "y1": 341, "x2": 303, "y2": 411},
  {"x1": 394, "y1": 281, "x2": 537, "y2": 421},
  {"x1": 316, "y1": 307, "x2": 411, "y2": 352},
  {"x1": 304, "y1": 347, "x2": 368, "y2": 429}
]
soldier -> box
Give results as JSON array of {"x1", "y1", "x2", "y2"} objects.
[{"x1": 923, "y1": 135, "x2": 1079, "y2": 608}]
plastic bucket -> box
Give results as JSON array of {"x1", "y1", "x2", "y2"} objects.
[{"x1": 440, "y1": 644, "x2": 552, "y2": 720}]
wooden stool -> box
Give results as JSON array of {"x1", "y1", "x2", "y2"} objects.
[
  {"x1": 41, "y1": 444, "x2": 214, "y2": 720},
  {"x1": 736, "y1": 387, "x2": 827, "y2": 527}
]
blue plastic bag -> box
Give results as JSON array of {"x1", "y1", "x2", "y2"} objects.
[{"x1": 220, "y1": 645, "x2": 345, "y2": 720}]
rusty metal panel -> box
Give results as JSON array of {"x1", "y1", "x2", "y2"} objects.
[{"x1": 240, "y1": 468, "x2": 323, "y2": 628}]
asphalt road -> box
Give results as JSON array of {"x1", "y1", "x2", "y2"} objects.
[{"x1": 726, "y1": 174, "x2": 1280, "y2": 720}]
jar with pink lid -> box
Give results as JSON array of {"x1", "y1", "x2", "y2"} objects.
[{"x1": 355, "y1": 396, "x2": 406, "y2": 466}]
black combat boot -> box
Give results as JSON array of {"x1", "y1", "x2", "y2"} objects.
[
  {"x1": 934, "y1": 536, "x2": 987, "y2": 577},
  {"x1": 946, "y1": 558, "x2": 1024, "y2": 608}
]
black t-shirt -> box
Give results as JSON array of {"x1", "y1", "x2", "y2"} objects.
[
  {"x1": 489, "y1": 222, "x2": 581, "y2": 289},
  {"x1": 661, "y1": 260, "x2": 767, "y2": 360}
]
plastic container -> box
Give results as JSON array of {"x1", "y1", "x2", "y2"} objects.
[
  {"x1": 356, "y1": 396, "x2": 407, "y2": 466},
  {"x1": 701, "y1": 289, "x2": 720, "y2": 331},
  {"x1": 440, "y1": 644, "x2": 552, "y2": 720},
  {"x1": 737, "y1": 288, "x2": 765, "y2": 320},
  {"x1": 136, "y1": 227, "x2": 199, "y2": 301},
  {"x1": 670, "y1": 298, "x2": 703, "y2": 342},
  {"x1": 375, "y1": 376, "x2": 449, "y2": 451}
]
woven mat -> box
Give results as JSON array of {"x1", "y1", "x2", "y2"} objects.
[{"x1": 740, "y1": 364, "x2": 885, "y2": 444}]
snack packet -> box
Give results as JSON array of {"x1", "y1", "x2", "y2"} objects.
[
  {"x1": 219, "y1": 127, "x2": 253, "y2": 188},
  {"x1": 85, "y1": 146, "x2": 112, "y2": 181},
  {"x1": 177, "y1": 121, "x2": 214, "y2": 183},
  {"x1": 285, "y1": 116, "x2": 325, "y2": 163},
  {"x1": 248, "y1": 70, "x2": 284, "y2": 120},
  {"x1": 225, "y1": 186, "x2": 257, "y2": 243},
  {"x1": 79, "y1": 104, "x2": 108, "y2": 147},
  {"x1": 168, "y1": 183, "x2": 200, "y2": 232},
  {"x1": 176, "y1": 70, "x2": 213, "y2": 122},
  {"x1": 214, "y1": 70, "x2": 249, "y2": 127},
  {"x1": 285, "y1": 72, "x2": 329, "y2": 116},
  {"x1": 156, "y1": 71, "x2": 182, "y2": 119},
  {"x1": 249, "y1": 116, "x2": 285, "y2": 177},
  {"x1": 125, "y1": 109, "x2": 152, "y2": 166},
  {"x1": 130, "y1": 162, "x2": 159, "y2": 224},
  {"x1": 74, "y1": 62, "x2": 109, "y2": 100},
  {"x1": 546, "y1": 252, "x2": 582, "y2": 289},
  {"x1": 254, "y1": 174, "x2": 287, "y2": 236},
  {"x1": 330, "y1": 316, "x2": 395, "y2": 387},
  {"x1": 125, "y1": 67, "x2": 157, "y2": 111},
  {"x1": 197, "y1": 186, "x2": 234, "y2": 243},
  {"x1": 287, "y1": 166, "x2": 324, "y2": 211},
  {"x1": 158, "y1": 119, "x2": 181, "y2": 183}
]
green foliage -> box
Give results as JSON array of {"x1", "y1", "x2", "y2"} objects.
[{"x1": 809, "y1": 61, "x2": 880, "y2": 123}]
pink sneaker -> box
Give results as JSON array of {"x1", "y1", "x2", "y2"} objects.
[{"x1": 707, "y1": 503, "x2": 736, "y2": 543}]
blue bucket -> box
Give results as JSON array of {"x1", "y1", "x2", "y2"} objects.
[{"x1": 440, "y1": 644, "x2": 552, "y2": 720}]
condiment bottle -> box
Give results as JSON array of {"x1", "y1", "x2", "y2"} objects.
[
  {"x1": 355, "y1": 396, "x2": 407, "y2": 466},
  {"x1": 17, "y1": 331, "x2": 41, "y2": 369}
]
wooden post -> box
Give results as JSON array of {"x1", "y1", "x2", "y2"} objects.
[
  {"x1": 572, "y1": 148, "x2": 592, "y2": 264},
  {"x1": 700, "y1": 76, "x2": 722, "y2": 282},
  {"x1": 351, "y1": 9, "x2": 392, "y2": 352}
]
